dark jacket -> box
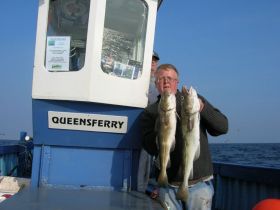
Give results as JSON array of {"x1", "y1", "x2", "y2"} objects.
[{"x1": 140, "y1": 91, "x2": 228, "y2": 184}]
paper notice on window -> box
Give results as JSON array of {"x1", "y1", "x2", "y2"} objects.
[{"x1": 46, "y1": 36, "x2": 70, "y2": 71}]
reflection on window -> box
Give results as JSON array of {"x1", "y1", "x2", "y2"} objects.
[
  {"x1": 45, "y1": 0, "x2": 90, "y2": 71},
  {"x1": 101, "y1": 0, "x2": 148, "y2": 80}
]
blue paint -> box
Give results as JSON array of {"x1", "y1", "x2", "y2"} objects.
[
  {"x1": 31, "y1": 99, "x2": 143, "y2": 190},
  {"x1": 30, "y1": 146, "x2": 42, "y2": 187},
  {"x1": 32, "y1": 100, "x2": 143, "y2": 149}
]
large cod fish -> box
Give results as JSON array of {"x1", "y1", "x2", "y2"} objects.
[
  {"x1": 176, "y1": 86, "x2": 201, "y2": 201},
  {"x1": 157, "y1": 91, "x2": 177, "y2": 187}
]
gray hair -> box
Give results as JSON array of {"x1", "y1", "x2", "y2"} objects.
[{"x1": 157, "y1": 64, "x2": 179, "y2": 78}]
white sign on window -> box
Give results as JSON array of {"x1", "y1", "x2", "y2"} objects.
[
  {"x1": 46, "y1": 36, "x2": 70, "y2": 71},
  {"x1": 48, "y1": 111, "x2": 128, "y2": 133}
]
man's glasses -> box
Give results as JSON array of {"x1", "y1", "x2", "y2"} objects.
[{"x1": 156, "y1": 76, "x2": 178, "y2": 83}]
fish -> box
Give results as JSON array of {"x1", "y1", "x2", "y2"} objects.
[
  {"x1": 176, "y1": 86, "x2": 201, "y2": 201},
  {"x1": 157, "y1": 90, "x2": 177, "y2": 187}
]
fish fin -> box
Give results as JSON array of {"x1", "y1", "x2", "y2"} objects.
[
  {"x1": 167, "y1": 138, "x2": 175, "y2": 168},
  {"x1": 189, "y1": 168, "x2": 194, "y2": 179},
  {"x1": 158, "y1": 172, "x2": 168, "y2": 187},
  {"x1": 194, "y1": 142, "x2": 200, "y2": 160},
  {"x1": 167, "y1": 159, "x2": 171, "y2": 168},
  {"x1": 187, "y1": 117, "x2": 194, "y2": 130},
  {"x1": 176, "y1": 184, "x2": 188, "y2": 201}
]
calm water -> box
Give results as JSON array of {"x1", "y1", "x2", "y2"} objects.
[
  {"x1": 210, "y1": 143, "x2": 280, "y2": 169},
  {"x1": 1, "y1": 140, "x2": 279, "y2": 169}
]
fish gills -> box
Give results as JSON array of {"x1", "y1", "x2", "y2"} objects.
[
  {"x1": 157, "y1": 91, "x2": 177, "y2": 187},
  {"x1": 176, "y1": 86, "x2": 201, "y2": 201}
]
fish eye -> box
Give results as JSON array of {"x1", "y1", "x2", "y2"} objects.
[{"x1": 180, "y1": 96, "x2": 184, "y2": 104}]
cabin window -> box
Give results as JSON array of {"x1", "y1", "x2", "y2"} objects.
[
  {"x1": 101, "y1": 0, "x2": 148, "y2": 80},
  {"x1": 45, "y1": 0, "x2": 90, "y2": 72}
]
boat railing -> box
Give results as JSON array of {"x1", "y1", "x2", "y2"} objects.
[{"x1": 213, "y1": 162, "x2": 280, "y2": 210}]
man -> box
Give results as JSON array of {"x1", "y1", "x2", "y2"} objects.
[
  {"x1": 140, "y1": 64, "x2": 228, "y2": 210},
  {"x1": 148, "y1": 51, "x2": 160, "y2": 104},
  {"x1": 137, "y1": 51, "x2": 160, "y2": 194}
]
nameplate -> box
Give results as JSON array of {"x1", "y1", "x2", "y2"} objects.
[{"x1": 48, "y1": 111, "x2": 128, "y2": 133}]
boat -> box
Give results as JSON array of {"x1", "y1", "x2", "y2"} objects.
[
  {"x1": 1, "y1": 137, "x2": 280, "y2": 209},
  {"x1": 213, "y1": 162, "x2": 280, "y2": 210},
  {"x1": 1, "y1": 0, "x2": 279, "y2": 209}
]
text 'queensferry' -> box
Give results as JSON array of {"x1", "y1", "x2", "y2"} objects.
[
  {"x1": 48, "y1": 111, "x2": 128, "y2": 133},
  {"x1": 52, "y1": 117, "x2": 124, "y2": 129}
]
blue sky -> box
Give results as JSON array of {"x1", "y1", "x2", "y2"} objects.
[{"x1": 0, "y1": 0, "x2": 279, "y2": 143}]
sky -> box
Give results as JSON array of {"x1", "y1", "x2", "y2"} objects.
[{"x1": 0, "y1": 0, "x2": 279, "y2": 143}]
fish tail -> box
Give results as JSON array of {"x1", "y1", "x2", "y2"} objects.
[
  {"x1": 176, "y1": 184, "x2": 188, "y2": 201},
  {"x1": 157, "y1": 171, "x2": 168, "y2": 187}
]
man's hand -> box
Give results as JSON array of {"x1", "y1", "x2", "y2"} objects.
[{"x1": 199, "y1": 99, "x2": 204, "y2": 112}]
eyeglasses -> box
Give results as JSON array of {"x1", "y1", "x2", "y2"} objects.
[{"x1": 156, "y1": 76, "x2": 178, "y2": 83}]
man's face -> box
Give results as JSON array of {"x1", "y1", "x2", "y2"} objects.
[
  {"x1": 151, "y1": 57, "x2": 158, "y2": 74},
  {"x1": 155, "y1": 68, "x2": 178, "y2": 94}
]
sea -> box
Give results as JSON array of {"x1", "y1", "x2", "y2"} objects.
[
  {"x1": 1, "y1": 140, "x2": 280, "y2": 169},
  {"x1": 210, "y1": 143, "x2": 280, "y2": 169}
]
